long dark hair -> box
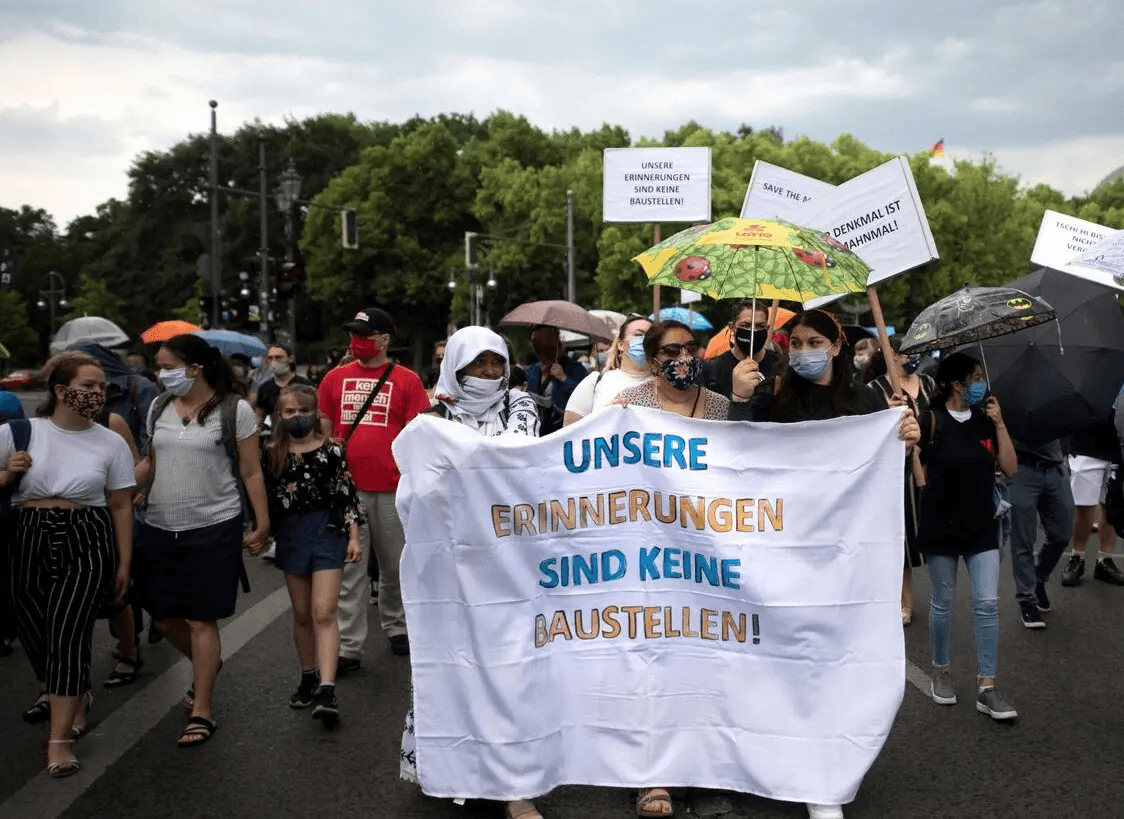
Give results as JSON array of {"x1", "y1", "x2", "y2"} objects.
[
  {"x1": 38, "y1": 352, "x2": 101, "y2": 417},
  {"x1": 265, "y1": 384, "x2": 321, "y2": 477},
  {"x1": 161, "y1": 334, "x2": 239, "y2": 422},
  {"x1": 772, "y1": 309, "x2": 865, "y2": 417}
]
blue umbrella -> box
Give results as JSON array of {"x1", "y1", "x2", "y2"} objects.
[
  {"x1": 195, "y1": 329, "x2": 269, "y2": 358},
  {"x1": 648, "y1": 306, "x2": 713, "y2": 331}
]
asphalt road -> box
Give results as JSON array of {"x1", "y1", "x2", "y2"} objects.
[{"x1": 3, "y1": 519, "x2": 1124, "y2": 819}]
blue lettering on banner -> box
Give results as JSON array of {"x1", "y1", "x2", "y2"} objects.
[
  {"x1": 539, "y1": 550, "x2": 628, "y2": 588},
  {"x1": 563, "y1": 433, "x2": 709, "y2": 474}
]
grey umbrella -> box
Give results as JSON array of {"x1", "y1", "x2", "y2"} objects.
[
  {"x1": 49, "y1": 316, "x2": 130, "y2": 355},
  {"x1": 900, "y1": 286, "x2": 1057, "y2": 356}
]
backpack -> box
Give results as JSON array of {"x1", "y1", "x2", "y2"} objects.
[
  {"x1": 147, "y1": 391, "x2": 243, "y2": 480},
  {"x1": 0, "y1": 419, "x2": 32, "y2": 519}
]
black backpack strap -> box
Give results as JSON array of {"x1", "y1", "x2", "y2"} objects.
[
  {"x1": 146, "y1": 391, "x2": 175, "y2": 449},
  {"x1": 345, "y1": 363, "x2": 395, "y2": 443},
  {"x1": 5, "y1": 418, "x2": 31, "y2": 496}
]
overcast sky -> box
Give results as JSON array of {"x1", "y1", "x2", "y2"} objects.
[{"x1": 2, "y1": 0, "x2": 1122, "y2": 228}]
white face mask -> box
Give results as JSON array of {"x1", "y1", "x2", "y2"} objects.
[
  {"x1": 269, "y1": 361, "x2": 291, "y2": 376},
  {"x1": 159, "y1": 367, "x2": 194, "y2": 396},
  {"x1": 460, "y1": 375, "x2": 504, "y2": 399}
]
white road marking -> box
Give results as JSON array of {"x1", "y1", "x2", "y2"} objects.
[{"x1": 1, "y1": 586, "x2": 292, "y2": 819}]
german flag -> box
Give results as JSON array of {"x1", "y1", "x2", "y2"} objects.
[{"x1": 931, "y1": 138, "x2": 945, "y2": 158}]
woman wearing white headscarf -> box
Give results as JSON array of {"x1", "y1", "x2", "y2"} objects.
[
  {"x1": 402, "y1": 325, "x2": 543, "y2": 818},
  {"x1": 430, "y1": 326, "x2": 539, "y2": 437}
]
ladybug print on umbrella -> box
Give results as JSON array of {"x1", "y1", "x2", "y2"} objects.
[{"x1": 674, "y1": 256, "x2": 712, "y2": 282}]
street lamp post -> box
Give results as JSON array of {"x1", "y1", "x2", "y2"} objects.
[
  {"x1": 274, "y1": 158, "x2": 302, "y2": 350},
  {"x1": 447, "y1": 268, "x2": 496, "y2": 327},
  {"x1": 37, "y1": 271, "x2": 68, "y2": 335}
]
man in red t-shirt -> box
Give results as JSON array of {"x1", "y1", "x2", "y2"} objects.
[{"x1": 318, "y1": 307, "x2": 431, "y2": 664}]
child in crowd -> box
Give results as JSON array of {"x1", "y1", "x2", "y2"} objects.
[{"x1": 262, "y1": 385, "x2": 362, "y2": 728}]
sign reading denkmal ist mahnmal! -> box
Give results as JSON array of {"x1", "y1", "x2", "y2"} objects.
[{"x1": 603, "y1": 147, "x2": 711, "y2": 223}]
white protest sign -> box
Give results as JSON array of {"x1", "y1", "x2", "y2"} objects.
[
  {"x1": 1065, "y1": 228, "x2": 1124, "y2": 291},
  {"x1": 1030, "y1": 209, "x2": 1120, "y2": 286},
  {"x1": 394, "y1": 408, "x2": 906, "y2": 806},
  {"x1": 793, "y1": 156, "x2": 940, "y2": 308},
  {"x1": 679, "y1": 288, "x2": 702, "y2": 304},
  {"x1": 740, "y1": 160, "x2": 836, "y2": 221},
  {"x1": 603, "y1": 147, "x2": 711, "y2": 223}
]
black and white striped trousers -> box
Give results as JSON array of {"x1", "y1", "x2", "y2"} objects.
[{"x1": 7, "y1": 506, "x2": 116, "y2": 697}]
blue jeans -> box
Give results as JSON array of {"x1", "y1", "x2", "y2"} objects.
[
  {"x1": 927, "y1": 550, "x2": 1000, "y2": 679},
  {"x1": 1007, "y1": 465, "x2": 1075, "y2": 607}
]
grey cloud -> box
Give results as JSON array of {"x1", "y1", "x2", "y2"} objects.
[{"x1": 0, "y1": 104, "x2": 125, "y2": 156}]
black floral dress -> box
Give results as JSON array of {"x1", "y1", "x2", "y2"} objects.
[{"x1": 261, "y1": 441, "x2": 363, "y2": 574}]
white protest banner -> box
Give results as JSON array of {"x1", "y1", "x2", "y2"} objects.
[
  {"x1": 793, "y1": 156, "x2": 940, "y2": 308},
  {"x1": 1030, "y1": 209, "x2": 1114, "y2": 269},
  {"x1": 1066, "y1": 228, "x2": 1124, "y2": 291},
  {"x1": 740, "y1": 160, "x2": 836, "y2": 222},
  {"x1": 603, "y1": 147, "x2": 711, "y2": 223},
  {"x1": 394, "y1": 408, "x2": 906, "y2": 806}
]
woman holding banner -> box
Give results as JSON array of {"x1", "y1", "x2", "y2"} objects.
[
  {"x1": 401, "y1": 325, "x2": 542, "y2": 819},
  {"x1": 614, "y1": 320, "x2": 729, "y2": 423},
  {"x1": 727, "y1": 309, "x2": 919, "y2": 819},
  {"x1": 917, "y1": 352, "x2": 1018, "y2": 721},
  {"x1": 613, "y1": 318, "x2": 727, "y2": 817}
]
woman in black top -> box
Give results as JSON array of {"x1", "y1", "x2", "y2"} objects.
[
  {"x1": 728, "y1": 309, "x2": 898, "y2": 424},
  {"x1": 726, "y1": 309, "x2": 918, "y2": 819},
  {"x1": 869, "y1": 335, "x2": 938, "y2": 626},
  {"x1": 918, "y1": 352, "x2": 1018, "y2": 721}
]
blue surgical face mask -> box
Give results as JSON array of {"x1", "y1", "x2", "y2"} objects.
[
  {"x1": 963, "y1": 380, "x2": 988, "y2": 407},
  {"x1": 625, "y1": 337, "x2": 647, "y2": 367},
  {"x1": 789, "y1": 349, "x2": 832, "y2": 381}
]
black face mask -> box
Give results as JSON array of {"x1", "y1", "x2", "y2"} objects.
[{"x1": 733, "y1": 327, "x2": 768, "y2": 356}]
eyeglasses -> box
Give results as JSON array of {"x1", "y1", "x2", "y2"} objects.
[{"x1": 658, "y1": 343, "x2": 699, "y2": 359}]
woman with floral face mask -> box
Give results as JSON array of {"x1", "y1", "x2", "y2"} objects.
[
  {"x1": 614, "y1": 320, "x2": 729, "y2": 423},
  {"x1": 262, "y1": 385, "x2": 362, "y2": 727},
  {"x1": 403, "y1": 325, "x2": 542, "y2": 818},
  {"x1": 0, "y1": 352, "x2": 135, "y2": 778},
  {"x1": 563, "y1": 316, "x2": 652, "y2": 426}
]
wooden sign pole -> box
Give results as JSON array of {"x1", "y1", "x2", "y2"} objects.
[
  {"x1": 868, "y1": 284, "x2": 925, "y2": 486},
  {"x1": 652, "y1": 224, "x2": 661, "y2": 320}
]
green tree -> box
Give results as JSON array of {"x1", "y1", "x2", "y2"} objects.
[
  {"x1": 0, "y1": 290, "x2": 41, "y2": 365},
  {"x1": 60, "y1": 271, "x2": 127, "y2": 325}
]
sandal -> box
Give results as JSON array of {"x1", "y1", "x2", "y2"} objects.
[
  {"x1": 71, "y1": 692, "x2": 93, "y2": 740},
  {"x1": 177, "y1": 716, "x2": 218, "y2": 749},
  {"x1": 23, "y1": 691, "x2": 50, "y2": 723},
  {"x1": 104, "y1": 654, "x2": 143, "y2": 687},
  {"x1": 637, "y1": 788, "x2": 673, "y2": 817},
  {"x1": 46, "y1": 739, "x2": 80, "y2": 779},
  {"x1": 506, "y1": 800, "x2": 543, "y2": 819},
  {"x1": 182, "y1": 659, "x2": 223, "y2": 711}
]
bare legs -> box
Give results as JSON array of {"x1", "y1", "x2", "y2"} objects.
[
  {"x1": 45, "y1": 695, "x2": 83, "y2": 767},
  {"x1": 285, "y1": 570, "x2": 343, "y2": 683},
  {"x1": 156, "y1": 618, "x2": 221, "y2": 718}
]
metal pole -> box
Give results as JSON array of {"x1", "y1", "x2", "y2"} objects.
[
  {"x1": 285, "y1": 206, "x2": 296, "y2": 350},
  {"x1": 258, "y1": 140, "x2": 271, "y2": 341},
  {"x1": 566, "y1": 189, "x2": 575, "y2": 303},
  {"x1": 209, "y1": 100, "x2": 221, "y2": 328}
]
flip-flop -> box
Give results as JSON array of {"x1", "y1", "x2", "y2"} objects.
[
  {"x1": 177, "y1": 716, "x2": 218, "y2": 749},
  {"x1": 637, "y1": 788, "x2": 674, "y2": 818}
]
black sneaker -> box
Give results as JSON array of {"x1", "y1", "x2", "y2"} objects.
[
  {"x1": 1061, "y1": 554, "x2": 1085, "y2": 587},
  {"x1": 1035, "y1": 582, "x2": 1051, "y2": 613},
  {"x1": 312, "y1": 686, "x2": 339, "y2": 727},
  {"x1": 389, "y1": 634, "x2": 410, "y2": 656},
  {"x1": 288, "y1": 682, "x2": 316, "y2": 709},
  {"x1": 1094, "y1": 556, "x2": 1124, "y2": 586},
  {"x1": 1020, "y1": 603, "x2": 1046, "y2": 629},
  {"x1": 336, "y1": 656, "x2": 361, "y2": 677}
]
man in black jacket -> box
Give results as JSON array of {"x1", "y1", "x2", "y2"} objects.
[{"x1": 702, "y1": 300, "x2": 786, "y2": 400}]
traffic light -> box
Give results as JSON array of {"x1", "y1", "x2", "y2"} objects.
[
  {"x1": 0, "y1": 247, "x2": 14, "y2": 289},
  {"x1": 278, "y1": 261, "x2": 305, "y2": 299},
  {"x1": 341, "y1": 210, "x2": 358, "y2": 249}
]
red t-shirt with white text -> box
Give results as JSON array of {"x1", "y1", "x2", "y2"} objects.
[{"x1": 317, "y1": 360, "x2": 431, "y2": 492}]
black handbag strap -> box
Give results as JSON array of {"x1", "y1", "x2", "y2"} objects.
[{"x1": 345, "y1": 363, "x2": 395, "y2": 443}]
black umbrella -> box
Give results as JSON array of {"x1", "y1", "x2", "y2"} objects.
[
  {"x1": 900, "y1": 285, "x2": 1057, "y2": 354},
  {"x1": 977, "y1": 268, "x2": 1124, "y2": 444}
]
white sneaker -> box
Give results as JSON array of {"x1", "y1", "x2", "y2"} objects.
[
  {"x1": 807, "y1": 804, "x2": 844, "y2": 819},
  {"x1": 262, "y1": 541, "x2": 276, "y2": 561}
]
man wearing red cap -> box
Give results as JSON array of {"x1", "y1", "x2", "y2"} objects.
[{"x1": 318, "y1": 308, "x2": 430, "y2": 666}]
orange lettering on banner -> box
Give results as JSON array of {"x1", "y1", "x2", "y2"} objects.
[
  {"x1": 574, "y1": 609, "x2": 600, "y2": 639},
  {"x1": 663, "y1": 606, "x2": 681, "y2": 638},
  {"x1": 722, "y1": 611, "x2": 747, "y2": 642},
  {"x1": 736, "y1": 498, "x2": 755, "y2": 532},
  {"x1": 548, "y1": 611, "x2": 572, "y2": 642},
  {"x1": 607, "y1": 491, "x2": 627, "y2": 525},
  {"x1": 643, "y1": 606, "x2": 660, "y2": 638},
  {"x1": 513, "y1": 504, "x2": 535, "y2": 536},
  {"x1": 621, "y1": 605, "x2": 644, "y2": 638},
  {"x1": 708, "y1": 498, "x2": 733, "y2": 532},
  {"x1": 760, "y1": 499, "x2": 783, "y2": 531},
  {"x1": 700, "y1": 609, "x2": 718, "y2": 640},
  {"x1": 629, "y1": 489, "x2": 652, "y2": 521},
  {"x1": 680, "y1": 496, "x2": 706, "y2": 529},
  {"x1": 550, "y1": 499, "x2": 576, "y2": 531},
  {"x1": 492, "y1": 506, "x2": 512, "y2": 538},
  {"x1": 681, "y1": 607, "x2": 699, "y2": 638},
  {"x1": 601, "y1": 606, "x2": 622, "y2": 638}
]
